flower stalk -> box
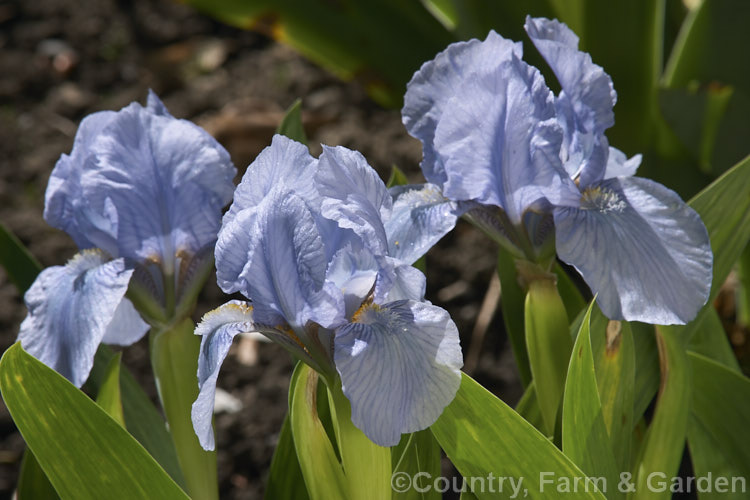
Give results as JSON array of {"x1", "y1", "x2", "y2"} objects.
[{"x1": 151, "y1": 318, "x2": 218, "y2": 500}]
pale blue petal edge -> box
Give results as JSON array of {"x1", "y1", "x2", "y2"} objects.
[
  {"x1": 385, "y1": 183, "x2": 462, "y2": 265},
  {"x1": 17, "y1": 251, "x2": 147, "y2": 387},
  {"x1": 604, "y1": 147, "x2": 641, "y2": 179},
  {"x1": 334, "y1": 300, "x2": 462, "y2": 446},
  {"x1": 554, "y1": 177, "x2": 712, "y2": 324}
]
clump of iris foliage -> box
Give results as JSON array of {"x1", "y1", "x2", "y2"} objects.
[{"x1": 1, "y1": 4, "x2": 750, "y2": 500}]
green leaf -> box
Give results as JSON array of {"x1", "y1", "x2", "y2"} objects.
[
  {"x1": 686, "y1": 352, "x2": 750, "y2": 500},
  {"x1": 182, "y1": 0, "x2": 454, "y2": 107},
  {"x1": 687, "y1": 305, "x2": 740, "y2": 373},
  {"x1": 525, "y1": 277, "x2": 572, "y2": 436},
  {"x1": 265, "y1": 413, "x2": 310, "y2": 500},
  {"x1": 663, "y1": 0, "x2": 750, "y2": 93},
  {"x1": 562, "y1": 301, "x2": 620, "y2": 498},
  {"x1": 431, "y1": 372, "x2": 607, "y2": 500},
  {"x1": 688, "y1": 141, "x2": 750, "y2": 308},
  {"x1": 289, "y1": 363, "x2": 347, "y2": 500},
  {"x1": 0, "y1": 222, "x2": 42, "y2": 293},
  {"x1": 588, "y1": 307, "x2": 635, "y2": 473},
  {"x1": 150, "y1": 319, "x2": 218, "y2": 500},
  {"x1": 658, "y1": 84, "x2": 750, "y2": 176},
  {"x1": 514, "y1": 381, "x2": 544, "y2": 431},
  {"x1": 88, "y1": 346, "x2": 186, "y2": 488},
  {"x1": 631, "y1": 322, "x2": 660, "y2": 423},
  {"x1": 94, "y1": 352, "x2": 125, "y2": 426},
  {"x1": 0, "y1": 343, "x2": 190, "y2": 500},
  {"x1": 386, "y1": 164, "x2": 410, "y2": 188},
  {"x1": 576, "y1": 0, "x2": 665, "y2": 154},
  {"x1": 633, "y1": 326, "x2": 690, "y2": 500},
  {"x1": 276, "y1": 98, "x2": 308, "y2": 145},
  {"x1": 738, "y1": 243, "x2": 750, "y2": 327},
  {"x1": 554, "y1": 263, "x2": 587, "y2": 322},
  {"x1": 391, "y1": 429, "x2": 441, "y2": 500},
  {"x1": 17, "y1": 450, "x2": 60, "y2": 500}
]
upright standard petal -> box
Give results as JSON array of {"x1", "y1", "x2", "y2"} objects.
[
  {"x1": 18, "y1": 251, "x2": 148, "y2": 387},
  {"x1": 233, "y1": 192, "x2": 343, "y2": 330},
  {"x1": 224, "y1": 135, "x2": 318, "y2": 226},
  {"x1": 44, "y1": 110, "x2": 118, "y2": 250},
  {"x1": 385, "y1": 184, "x2": 462, "y2": 264},
  {"x1": 334, "y1": 301, "x2": 462, "y2": 446},
  {"x1": 525, "y1": 16, "x2": 617, "y2": 186},
  {"x1": 316, "y1": 145, "x2": 392, "y2": 256},
  {"x1": 431, "y1": 54, "x2": 577, "y2": 222},
  {"x1": 45, "y1": 93, "x2": 236, "y2": 275},
  {"x1": 403, "y1": 31, "x2": 522, "y2": 187},
  {"x1": 554, "y1": 177, "x2": 712, "y2": 324}
]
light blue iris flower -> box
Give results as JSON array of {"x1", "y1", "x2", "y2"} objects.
[
  {"x1": 18, "y1": 91, "x2": 237, "y2": 387},
  {"x1": 401, "y1": 16, "x2": 712, "y2": 325},
  {"x1": 191, "y1": 135, "x2": 463, "y2": 449}
]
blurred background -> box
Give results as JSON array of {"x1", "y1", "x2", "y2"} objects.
[{"x1": 1, "y1": 0, "x2": 748, "y2": 498}]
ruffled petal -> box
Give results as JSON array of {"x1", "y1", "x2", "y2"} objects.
[
  {"x1": 385, "y1": 183, "x2": 462, "y2": 264},
  {"x1": 334, "y1": 300, "x2": 462, "y2": 446},
  {"x1": 231, "y1": 191, "x2": 344, "y2": 329},
  {"x1": 432, "y1": 53, "x2": 577, "y2": 222},
  {"x1": 224, "y1": 135, "x2": 318, "y2": 227},
  {"x1": 403, "y1": 31, "x2": 522, "y2": 187},
  {"x1": 525, "y1": 16, "x2": 617, "y2": 185},
  {"x1": 44, "y1": 110, "x2": 118, "y2": 250},
  {"x1": 17, "y1": 251, "x2": 147, "y2": 387},
  {"x1": 317, "y1": 145, "x2": 391, "y2": 256},
  {"x1": 554, "y1": 177, "x2": 712, "y2": 324},
  {"x1": 45, "y1": 93, "x2": 236, "y2": 275}
]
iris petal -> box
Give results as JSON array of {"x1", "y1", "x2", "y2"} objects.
[
  {"x1": 45, "y1": 93, "x2": 236, "y2": 273},
  {"x1": 317, "y1": 145, "x2": 392, "y2": 256},
  {"x1": 385, "y1": 184, "x2": 462, "y2": 264},
  {"x1": 235, "y1": 192, "x2": 344, "y2": 329},
  {"x1": 334, "y1": 300, "x2": 462, "y2": 446},
  {"x1": 604, "y1": 147, "x2": 641, "y2": 179},
  {"x1": 18, "y1": 251, "x2": 148, "y2": 387},
  {"x1": 225, "y1": 135, "x2": 318, "y2": 227},
  {"x1": 403, "y1": 32, "x2": 522, "y2": 187},
  {"x1": 431, "y1": 54, "x2": 576, "y2": 221},
  {"x1": 554, "y1": 177, "x2": 712, "y2": 324},
  {"x1": 525, "y1": 16, "x2": 617, "y2": 186},
  {"x1": 192, "y1": 300, "x2": 256, "y2": 450}
]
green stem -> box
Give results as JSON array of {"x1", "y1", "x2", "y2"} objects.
[
  {"x1": 327, "y1": 379, "x2": 391, "y2": 500},
  {"x1": 151, "y1": 318, "x2": 218, "y2": 500}
]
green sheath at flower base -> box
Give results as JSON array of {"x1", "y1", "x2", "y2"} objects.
[{"x1": 524, "y1": 273, "x2": 572, "y2": 437}]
